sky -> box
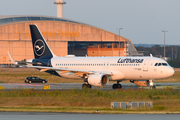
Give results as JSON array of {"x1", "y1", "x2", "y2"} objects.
[{"x1": 0, "y1": 0, "x2": 180, "y2": 45}]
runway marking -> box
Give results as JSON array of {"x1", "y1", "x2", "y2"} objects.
[
  {"x1": 43, "y1": 85, "x2": 50, "y2": 89},
  {"x1": 0, "y1": 86, "x2": 4, "y2": 89},
  {"x1": 7, "y1": 83, "x2": 45, "y2": 86}
]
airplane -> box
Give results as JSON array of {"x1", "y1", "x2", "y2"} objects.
[{"x1": 22, "y1": 25, "x2": 175, "y2": 89}]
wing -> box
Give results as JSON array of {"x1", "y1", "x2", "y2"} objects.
[{"x1": 26, "y1": 65, "x2": 113, "y2": 76}]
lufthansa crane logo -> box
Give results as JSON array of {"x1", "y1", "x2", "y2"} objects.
[{"x1": 34, "y1": 39, "x2": 45, "y2": 56}]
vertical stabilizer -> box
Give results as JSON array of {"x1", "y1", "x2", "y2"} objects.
[{"x1": 30, "y1": 25, "x2": 56, "y2": 59}]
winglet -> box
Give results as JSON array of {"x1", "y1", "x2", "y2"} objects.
[
  {"x1": 150, "y1": 54, "x2": 153, "y2": 57},
  {"x1": 7, "y1": 51, "x2": 17, "y2": 64}
]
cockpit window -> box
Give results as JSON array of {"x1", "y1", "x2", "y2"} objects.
[
  {"x1": 155, "y1": 63, "x2": 168, "y2": 66},
  {"x1": 158, "y1": 63, "x2": 162, "y2": 66},
  {"x1": 162, "y1": 63, "x2": 168, "y2": 66}
]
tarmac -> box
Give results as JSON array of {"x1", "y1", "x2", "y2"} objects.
[{"x1": 0, "y1": 83, "x2": 180, "y2": 90}]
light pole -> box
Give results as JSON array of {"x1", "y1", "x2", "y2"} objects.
[
  {"x1": 117, "y1": 28, "x2": 123, "y2": 56},
  {"x1": 162, "y1": 30, "x2": 168, "y2": 58}
]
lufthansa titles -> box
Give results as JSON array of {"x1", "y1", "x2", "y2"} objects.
[{"x1": 117, "y1": 58, "x2": 144, "y2": 63}]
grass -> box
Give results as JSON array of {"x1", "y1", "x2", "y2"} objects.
[
  {"x1": 1, "y1": 88, "x2": 180, "y2": 113},
  {"x1": 0, "y1": 67, "x2": 180, "y2": 113},
  {"x1": 0, "y1": 68, "x2": 83, "y2": 83}
]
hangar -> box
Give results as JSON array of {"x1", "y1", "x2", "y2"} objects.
[{"x1": 0, "y1": 15, "x2": 139, "y2": 65}]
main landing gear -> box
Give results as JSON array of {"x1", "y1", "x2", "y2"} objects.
[
  {"x1": 82, "y1": 83, "x2": 92, "y2": 88},
  {"x1": 112, "y1": 81, "x2": 122, "y2": 89},
  {"x1": 149, "y1": 80, "x2": 156, "y2": 89}
]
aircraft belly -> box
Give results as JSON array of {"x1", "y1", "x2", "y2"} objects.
[
  {"x1": 123, "y1": 69, "x2": 151, "y2": 80},
  {"x1": 58, "y1": 71, "x2": 82, "y2": 79}
]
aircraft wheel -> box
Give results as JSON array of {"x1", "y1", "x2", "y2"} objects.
[
  {"x1": 150, "y1": 86, "x2": 156, "y2": 89},
  {"x1": 82, "y1": 84, "x2": 91, "y2": 89},
  {"x1": 82, "y1": 84, "x2": 86, "y2": 88},
  {"x1": 112, "y1": 84, "x2": 118, "y2": 89},
  {"x1": 118, "y1": 84, "x2": 122, "y2": 89},
  {"x1": 87, "y1": 84, "x2": 92, "y2": 88}
]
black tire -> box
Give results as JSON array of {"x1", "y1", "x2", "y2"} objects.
[
  {"x1": 82, "y1": 84, "x2": 86, "y2": 88},
  {"x1": 118, "y1": 84, "x2": 122, "y2": 89},
  {"x1": 87, "y1": 84, "x2": 92, "y2": 88},
  {"x1": 150, "y1": 86, "x2": 156, "y2": 89},
  {"x1": 112, "y1": 84, "x2": 118, "y2": 89},
  {"x1": 82, "y1": 84, "x2": 91, "y2": 88}
]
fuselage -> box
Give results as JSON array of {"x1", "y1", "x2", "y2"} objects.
[{"x1": 50, "y1": 56, "x2": 174, "y2": 81}]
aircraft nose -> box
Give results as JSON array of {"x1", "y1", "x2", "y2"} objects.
[{"x1": 168, "y1": 67, "x2": 175, "y2": 77}]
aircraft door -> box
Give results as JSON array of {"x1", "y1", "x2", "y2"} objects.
[
  {"x1": 103, "y1": 62, "x2": 109, "y2": 69},
  {"x1": 106, "y1": 62, "x2": 109, "y2": 69},
  {"x1": 143, "y1": 59, "x2": 150, "y2": 71},
  {"x1": 103, "y1": 62, "x2": 106, "y2": 69}
]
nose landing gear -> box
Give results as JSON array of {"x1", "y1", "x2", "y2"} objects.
[{"x1": 149, "y1": 80, "x2": 156, "y2": 89}]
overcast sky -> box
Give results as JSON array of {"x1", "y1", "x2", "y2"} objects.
[{"x1": 0, "y1": 0, "x2": 180, "y2": 45}]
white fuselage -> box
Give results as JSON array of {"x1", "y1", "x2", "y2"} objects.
[{"x1": 51, "y1": 56, "x2": 174, "y2": 81}]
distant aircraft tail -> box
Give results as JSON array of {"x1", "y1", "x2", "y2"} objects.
[
  {"x1": 29, "y1": 25, "x2": 56, "y2": 59},
  {"x1": 7, "y1": 51, "x2": 17, "y2": 64}
]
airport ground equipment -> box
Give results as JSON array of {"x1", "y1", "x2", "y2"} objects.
[{"x1": 111, "y1": 101, "x2": 153, "y2": 109}]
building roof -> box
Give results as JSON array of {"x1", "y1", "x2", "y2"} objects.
[
  {"x1": 0, "y1": 15, "x2": 87, "y2": 25},
  {"x1": 0, "y1": 15, "x2": 139, "y2": 55}
]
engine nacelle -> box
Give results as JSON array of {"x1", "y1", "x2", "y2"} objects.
[
  {"x1": 130, "y1": 80, "x2": 149, "y2": 87},
  {"x1": 88, "y1": 74, "x2": 109, "y2": 87}
]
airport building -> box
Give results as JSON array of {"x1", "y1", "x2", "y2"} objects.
[{"x1": 0, "y1": 15, "x2": 140, "y2": 65}]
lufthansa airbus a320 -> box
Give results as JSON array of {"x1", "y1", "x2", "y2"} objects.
[{"x1": 22, "y1": 25, "x2": 175, "y2": 89}]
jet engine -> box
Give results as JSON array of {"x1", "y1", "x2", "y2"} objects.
[
  {"x1": 130, "y1": 80, "x2": 149, "y2": 87},
  {"x1": 87, "y1": 74, "x2": 109, "y2": 87}
]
